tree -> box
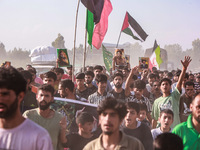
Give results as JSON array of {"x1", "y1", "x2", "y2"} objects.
[
  {"x1": 164, "y1": 44, "x2": 183, "y2": 69},
  {"x1": 52, "y1": 33, "x2": 66, "y2": 49},
  {"x1": 0, "y1": 42, "x2": 6, "y2": 59},
  {"x1": 192, "y1": 38, "x2": 200, "y2": 68}
]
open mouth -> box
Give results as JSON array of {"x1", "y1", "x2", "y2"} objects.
[{"x1": 0, "y1": 105, "x2": 6, "y2": 112}]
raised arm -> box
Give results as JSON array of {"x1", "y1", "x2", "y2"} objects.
[
  {"x1": 176, "y1": 56, "x2": 192, "y2": 92},
  {"x1": 59, "y1": 116, "x2": 68, "y2": 144},
  {"x1": 125, "y1": 66, "x2": 138, "y2": 96}
]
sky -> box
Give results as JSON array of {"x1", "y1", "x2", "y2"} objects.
[{"x1": 0, "y1": 0, "x2": 200, "y2": 51}]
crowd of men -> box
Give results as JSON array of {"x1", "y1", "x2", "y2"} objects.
[{"x1": 0, "y1": 55, "x2": 200, "y2": 150}]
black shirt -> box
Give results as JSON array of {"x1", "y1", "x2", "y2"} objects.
[{"x1": 63, "y1": 133, "x2": 98, "y2": 150}]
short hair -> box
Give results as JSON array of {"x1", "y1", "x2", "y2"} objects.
[
  {"x1": 16, "y1": 67, "x2": 24, "y2": 72},
  {"x1": 184, "y1": 81, "x2": 194, "y2": 88},
  {"x1": 167, "y1": 72, "x2": 173, "y2": 78},
  {"x1": 184, "y1": 73, "x2": 189, "y2": 79},
  {"x1": 132, "y1": 75, "x2": 138, "y2": 80},
  {"x1": 97, "y1": 97, "x2": 127, "y2": 121},
  {"x1": 93, "y1": 65, "x2": 103, "y2": 71},
  {"x1": 148, "y1": 73, "x2": 156, "y2": 79},
  {"x1": 154, "y1": 133, "x2": 183, "y2": 150},
  {"x1": 76, "y1": 112, "x2": 94, "y2": 125},
  {"x1": 133, "y1": 79, "x2": 146, "y2": 90},
  {"x1": 20, "y1": 70, "x2": 33, "y2": 83},
  {"x1": 160, "y1": 78, "x2": 172, "y2": 86},
  {"x1": 43, "y1": 71, "x2": 57, "y2": 81},
  {"x1": 0, "y1": 66, "x2": 27, "y2": 95},
  {"x1": 85, "y1": 71, "x2": 95, "y2": 78},
  {"x1": 76, "y1": 72, "x2": 85, "y2": 79},
  {"x1": 38, "y1": 84, "x2": 55, "y2": 96},
  {"x1": 28, "y1": 67, "x2": 37, "y2": 74},
  {"x1": 139, "y1": 103, "x2": 148, "y2": 113},
  {"x1": 59, "y1": 79, "x2": 74, "y2": 93},
  {"x1": 126, "y1": 102, "x2": 140, "y2": 114},
  {"x1": 51, "y1": 67, "x2": 64, "y2": 74},
  {"x1": 112, "y1": 72, "x2": 123, "y2": 80},
  {"x1": 160, "y1": 109, "x2": 174, "y2": 119},
  {"x1": 192, "y1": 92, "x2": 200, "y2": 103},
  {"x1": 95, "y1": 74, "x2": 107, "y2": 83}
]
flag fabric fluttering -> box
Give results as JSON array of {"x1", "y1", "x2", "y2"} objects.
[
  {"x1": 92, "y1": 0, "x2": 113, "y2": 49},
  {"x1": 149, "y1": 40, "x2": 163, "y2": 70},
  {"x1": 121, "y1": 11, "x2": 148, "y2": 42},
  {"x1": 102, "y1": 44, "x2": 113, "y2": 72},
  {"x1": 81, "y1": 0, "x2": 104, "y2": 24},
  {"x1": 86, "y1": 10, "x2": 94, "y2": 48}
]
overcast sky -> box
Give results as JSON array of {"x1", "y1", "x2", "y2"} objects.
[{"x1": 0, "y1": 0, "x2": 199, "y2": 51}]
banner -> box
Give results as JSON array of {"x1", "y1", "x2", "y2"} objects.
[{"x1": 102, "y1": 45, "x2": 113, "y2": 72}]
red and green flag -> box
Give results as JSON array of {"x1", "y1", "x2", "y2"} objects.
[
  {"x1": 149, "y1": 40, "x2": 163, "y2": 70},
  {"x1": 86, "y1": 10, "x2": 94, "y2": 48},
  {"x1": 81, "y1": 0, "x2": 104, "y2": 24},
  {"x1": 121, "y1": 12, "x2": 148, "y2": 42}
]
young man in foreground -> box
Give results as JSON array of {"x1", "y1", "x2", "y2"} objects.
[
  {"x1": 84, "y1": 97, "x2": 144, "y2": 150},
  {"x1": 0, "y1": 66, "x2": 53, "y2": 150}
]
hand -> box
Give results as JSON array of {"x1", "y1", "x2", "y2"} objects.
[
  {"x1": 181, "y1": 56, "x2": 192, "y2": 69},
  {"x1": 130, "y1": 66, "x2": 139, "y2": 75},
  {"x1": 142, "y1": 69, "x2": 148, "y2": 77},
  {"x1": 60, "y1": 117, "x2": 67, "y2": 130}
]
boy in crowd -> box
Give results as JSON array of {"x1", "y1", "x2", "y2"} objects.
[
  {"x1": 153, "y1": 133, "x2": 183, "y2": 150},
  {"x1": 109, "y1": 72, "x2": 127, "y2": 101},
  {"x1": 92, "y1": 65, "x2": 112, "y2": 92},
  {"x1": 75, "y1": 72, "x2": 90, "y2": 99},
  {"x1": 151, "y1": 109, "x2": 174, "y2": 140},
  {"x1": 152, "y1": 56, "x2": 191, "y2": 128},
  {"x1": 123, "y1": 102, "x2": 153, "y2": 150},
  {"x1": 58, "y1": 79, "x2": 87, "y2": 102},
  {"x1": 179, "y1": 81, "x2": 195, "y2": 122},
  {"x1": 62, "y1": 112, "x2": 98, "y2": 150},
  {"x1": 43, "y1": 71, "x2": 60, "y2": 97},
  {"x1": 149, "y1": 80, "x2": 162, "y2": 105},
  {"x1": 138, "y1": 103, "x2": 151, "y2": 128},
  {"x1": 125, "y1": 66, "x2": 152, "y2": 122},
  {"x1": 84, "y1": 71, "x2": 97, "y2": 95},
  {"x1": 51, "y1": 67, "x2": 64, "y2": 91},
  {"x1": 88, "y1": 74, "x2": 113, "y2": 105},
  {"x1": 84, "y1": 97, "x2": 144, "y2": 150},
  {"x1": 20, "y1": 70, "x2": 38, "y2": 113}
]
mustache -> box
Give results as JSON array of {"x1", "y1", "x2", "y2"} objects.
[{"x1": 0, "y1": 103, "x2": 7, "y2": 108}]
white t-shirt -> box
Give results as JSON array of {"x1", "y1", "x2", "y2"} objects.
[
  {"x1": 151, "y1": 127, "x2": 173, "y2": 140},
  {"x1": 0, "y1": 119, "x2": 53, "y2": 150}
]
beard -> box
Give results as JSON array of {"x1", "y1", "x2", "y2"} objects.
[
  {"x1": 103, "y1": 131, "x2": 113, "y2": 136},
  {"x1": 114, "y1": 83, "x2": 122, "y2": 89},
  {"x1": 38, "y1": 100, "x2": 52, "y2": 110},
  {"x1": 85, "y1": 80, "x2": 92, "y2": 84},
  {"x1": 192, "y1": 112, "x2": 200, "y2": 123},
  {"x1": 0, "y1": 98, "x2": 18, "y2": 119}
]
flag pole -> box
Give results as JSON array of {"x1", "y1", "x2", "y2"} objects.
[
  {"x1": 116, "y1": 31, "x2": 122, "y2": 48},
  {"x1": 83, "y1": 28, "x2": 87, "y2": 72},
  {"x1": 72, "y1": 0, "x2": 81, "y2": 82}
]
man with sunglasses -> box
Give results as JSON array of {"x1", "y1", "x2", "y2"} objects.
[{"x1": 179, "y1": 81, "x2": 195, "y2": 122}]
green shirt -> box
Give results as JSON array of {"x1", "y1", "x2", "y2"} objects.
[
  {"x1": 172, "y1": 115, "x2": 200, "y2": 150},
  {"x1": 151, "y1": 88, "x2": 180, "y2": 128},
  {"x1": 23, "y1": 108, "x2": 63, "y2": 150}
]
